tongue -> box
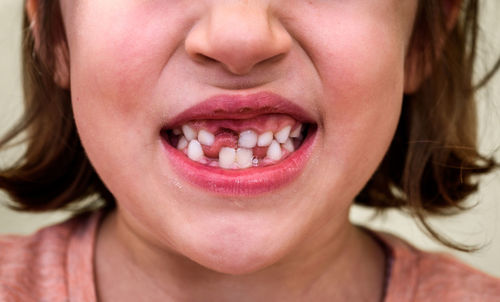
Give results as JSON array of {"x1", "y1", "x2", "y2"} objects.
[{"x1": 201, "y1": 131, "x2": 268, "y2": 159}]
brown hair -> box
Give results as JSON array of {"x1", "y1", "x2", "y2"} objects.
[
  {"x1": 0, "y1": 0, "x2": 499, "y2": 250},
  {"x1": 0, "y1": 0, "x2": 113, "y2": 211},
  {"x1": 356, "y1": 0, "x2": 500, "y2": 251}
]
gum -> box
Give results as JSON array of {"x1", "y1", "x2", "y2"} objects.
[
  {"x1": 201, "y1": 132, "x2": 239, "y2": 158},
  {"x1": 186, "y1": 114, "x2": 299, "y2": 135}
]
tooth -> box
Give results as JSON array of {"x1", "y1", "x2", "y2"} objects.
[
  {"x1": 177, "y1": 136, "x2": 188, "y2": 150},
  {"x1": 252, "y1": 158, "x2": 259, "y2": 166},
  {"x1": 198, "y1": 129, "x2": 215, "y2": 146},
  {"x1": 282, "y1": 138, "x2": 294, "y2": 152},
  {"x1": 219, "y1": 147, "x2": 236, "y2": 169},
  {"x1": 187, "y1": 140, "x2": 204, "y2": 161},
  {"x1": 257, "y1": 131, "x2": 273, "y2": 147},
  {"x1": 236, "y1": 148, "x2": 253, "y2": 168},
  {"x1": 290, "y1": 124, "x2": 302, "y2": 138},
  {"x1": 267, "y1": 140, "x2": 282, "y2": 161},
  {"x1": 173, "y1": 128, "x2": 182, "y2": 135},
  {"x1": 182, "y1": 124, "x2": 197, "y2": 141},
  {"x1": 238, "y1": 130, "x2": 258, "y2": 148},
  {"x1": 275, "y1": 126, "x2": 291, "y2": 143}
]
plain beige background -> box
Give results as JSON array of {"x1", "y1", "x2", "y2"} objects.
[{"x1": 1, "y1": 0, "x2": 499, "y2": 277}]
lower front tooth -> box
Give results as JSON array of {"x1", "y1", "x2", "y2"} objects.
[
  {"x1": 236, "y1": 148, "x2": 253, "y2": 168},
  {"x1": 267, "y1": 140, "x2": 282, "y2": 161},
  {"x1": 187, "y1": 140, "x2": 204, "y2": 161},
  {"x1": 219, "y1": 147, "x2": 236, "y2": 169}
]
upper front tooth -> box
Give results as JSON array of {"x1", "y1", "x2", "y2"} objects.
[
  {"x1": 275, "y1": 126, "x2": 291, "y2": 143},
  {"x1": 290, "y1": 124, "x2": 302, "y2": 138},
  {"x1": 219, "y1": 147, "x2": 236, "y2": 169},
  {"x1": 267, "y1": 140, "x2": 282, "y2": 161},
  {"x1": 182, "y1": 124, "x2": 197, "y2": 141},
  {"x1": 236, "y1": 148, "x2": 253, "y2": 168},
  {"x1": 238, "y1": 130, "x2": 258, "y2": 148},
  {"x1": 177, "y1": 136, "x2": 188, "y2": 150},
  {"x1": 198, "y1": 129, "x2": 215, "y2": 146},
  {"x1": 258, "y1": 131, "x2": 273, "y2": 147},
  {"x1": 187, "y1": 140, "x2": 204, "y2": 161}
]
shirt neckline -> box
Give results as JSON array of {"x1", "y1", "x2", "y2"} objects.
[
  {"x1": 66, "y1": 211, "x2": 104, "y2": 302},
  {"x1": 64, "y1": 212, "x2": 420, "y2": 302}
]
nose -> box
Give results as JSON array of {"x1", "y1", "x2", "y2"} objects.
[{"x1": 185, "y1": 2, "x2": 292, "y2": 75}]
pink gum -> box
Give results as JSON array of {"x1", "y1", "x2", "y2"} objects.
[
  {"x1": 202, "y1": 132, "x2": 238, "y2": 158},
  {"x1": 187, "y1": 114, "x2": 299, "y2": 135}
]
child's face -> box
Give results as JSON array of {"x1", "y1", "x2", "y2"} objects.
[{"x1": 60, "y1": 0, "x2": 417, "y2": 273}]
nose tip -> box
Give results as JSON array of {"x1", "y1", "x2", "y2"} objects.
[{"x1": 185, "y1": 3, "x2": 292, "y2": 75}]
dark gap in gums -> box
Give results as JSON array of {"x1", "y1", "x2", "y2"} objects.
[{"x1": 216, "y1": 128, "x2": 239, "y2": 136}]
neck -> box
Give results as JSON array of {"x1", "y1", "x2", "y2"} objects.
[{"x1": 95, "y1": 210, "x2": 386, "y2": 302}]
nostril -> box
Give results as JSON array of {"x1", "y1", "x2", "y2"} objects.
[
  {"x1": 192, "y1": 53, "x2": 218, "y2": 64},
  {"x1": 260, "y1": 53, "x2": 287, "y2": 66}
]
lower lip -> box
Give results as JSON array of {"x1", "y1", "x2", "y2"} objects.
[{"x1": 161, "y1": 130, "x2": 316, "y2": 196}]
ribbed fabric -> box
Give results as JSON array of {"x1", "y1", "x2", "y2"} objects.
[
  {"x1": 0, "y1": 212, "x2": 499, "y2": 301},
  {"x1": 0, "y1": 212, "x2": 100, "y2": 302},
  {"x1": 376, "y1": 232, "x2": 500, "y2": 302}
]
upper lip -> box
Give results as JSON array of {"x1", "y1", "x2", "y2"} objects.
[{"x1": 164, "y1": 91, "x2": 316, "y2": 128}]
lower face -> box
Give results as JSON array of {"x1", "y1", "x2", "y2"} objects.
[{"x1": 61, "y1": 0, "x2": 417, "y2": 273}]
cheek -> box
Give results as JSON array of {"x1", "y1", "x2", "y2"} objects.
[
  {"x1": 307, "y1": 13, "x2": 407, "y2": 191},
  {"x1": 66, "y1": 2, "x2": 193, "y2": 123},
  {"x1": 319, "y1": 19, "x2": 405, "y2": 105},
  {"x1": 320, "y1": 15, "x2": 405, "y2": 126},
  {"x1": 64, "y1": 5, "x2": 185, "y2": 201}
]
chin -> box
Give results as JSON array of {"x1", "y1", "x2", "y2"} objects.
[
  {"x1": 170, "y1": 214, "x2": 295, "y2": 275},
  {"x1": 187, "y1": 238, "x2": 286, "y2": 275}
]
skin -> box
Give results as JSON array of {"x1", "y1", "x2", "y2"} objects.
[{"x1": 28, "y1": 0, "x2": 436, "y2": 300}]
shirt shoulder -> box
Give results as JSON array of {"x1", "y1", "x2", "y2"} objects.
[
  {"x1": 375, "y1": 231, "x2": 500, "y2": 302},
  {"x1": 414, "y1": 250, "x2": 500, "y2": 301},
  {"x1": 0, "y1": 212, "x2": 100, "y2": 302}
]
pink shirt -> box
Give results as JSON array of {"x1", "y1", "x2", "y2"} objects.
[{"x1": 1, "y1": 212, "x2": 499, "y2": 301}]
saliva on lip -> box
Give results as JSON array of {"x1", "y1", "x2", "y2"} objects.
[{"x1": 167, "y1": 123, "x2": 306, "y2": 170}]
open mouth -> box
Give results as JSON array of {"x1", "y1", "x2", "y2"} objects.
[
  {"x1": 161, "y1": 115, "x2": 313, "y2": 169},
  {"x1": 160, "y1": 92, "x2": 317, "y2": 195}
]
